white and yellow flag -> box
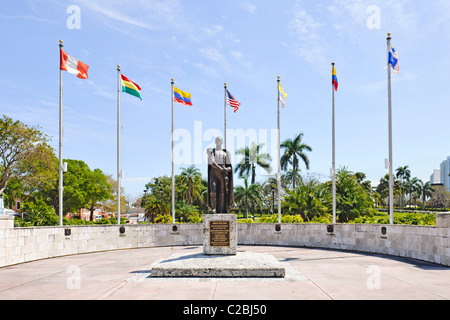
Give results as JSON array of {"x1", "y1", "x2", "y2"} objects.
[{"x1": 278, "y1": 82, "x2": 287, "y2": 108}]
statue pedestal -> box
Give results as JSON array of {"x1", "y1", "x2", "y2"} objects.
[{"x1": 203, "y1": 214, "x2": 237, "y2": 255}]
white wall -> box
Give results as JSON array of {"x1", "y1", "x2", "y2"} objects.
[{"x1": 1, "y1": 214, "x2": 449, "y2": 268}]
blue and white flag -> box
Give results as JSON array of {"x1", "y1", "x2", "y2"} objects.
[{"x1": 388, "y1": 42, "x2": 399, "y2": 74}]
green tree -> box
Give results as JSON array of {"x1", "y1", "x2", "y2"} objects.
[
  {"x1": 144, "y1": 175, "x2": 174, "y2": 222},
  {"x1": 99, "y1": 174, "x2": 127, "y2": 214},
  {"x1": 416, "y1": 180, "x2": 433, "y2": 210},
  {"x1": 235, "y1": 142, "x2": 271, "y2": 185},
  {"x1": 404, "y1": 177, "x2": 419, "y2": 208},
  {"x1": 87, "y1": 169, "x2": 114, "y2": 221},
  {"x1": 38, "y1": 159, "x2": 113, "y2": 216},
  {"x1": 376, "y1": 174, "x2": 401, "y2": 207},
  {"x1": 179, "y1": 165, "x2": 203, "y2": 205},
  {"x1": 396, "y1": 166, "x2": 411, "y2": 209},
  {"x1": 280, "y1": 133, "x2": 312, "y2": 189},
  {"x1": 19, "y1": 200, "x2": 58, "y2": 226},
  {"x1": 0, "y1": 115, "x2": 55, "y2": 196},
  {"x1": 282, "y1": 177, "x2": 330, "y2": 221},
  {"x1": 176, "y1": 200, "x2": 201, "y2": 222},
  {"x1": 234, "y1": 177, "x2": 262, "y2": 219},
  {"x1": 335, "y1": 167, "x2": 375, "y2": 222}
]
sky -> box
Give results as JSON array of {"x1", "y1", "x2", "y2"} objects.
[{"x1": 1, "y1": 0, "x2": 450, "y2": 201}]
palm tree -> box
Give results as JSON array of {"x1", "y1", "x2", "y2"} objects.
[
  {"x1": 282, "y1": 178, "x2": 330, "y2": 221},
  {"x1": 281, "y1": 169, "x2": 302, "y2": 190},
  {"x1": 235, "y1": 142, "x2": 271, "y2": 184},
  {"x1": 280, "y1": 133, "x2": 312, "y2": 189},
  {"x1": 396, "y1": 166, "x2": 410, "y2": 209},
  {"x1": 179, "y1": 165, "x2": 202, "y2": 205},
  {"x1": 405, "y1": 177, "x2": 419, "y2": 208},
  {"x1": 175, "y1": 200, "x2": 201, "y2": 223},
  {"x1": 416, "y1": 180, "x2": 434, "y2": 210},
  {"x1": 144, "y1": 199, "x2": 169, "y2": 223},
  {"x1": 234, "y1": 177, "x2": 262, "y2": 219}
]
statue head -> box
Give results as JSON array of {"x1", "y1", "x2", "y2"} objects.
[{"x1": 215, "y1": 136, "x2": 223, "y2": 148}]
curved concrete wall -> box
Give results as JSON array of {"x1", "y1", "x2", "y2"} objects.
[{"x1": 1, "y1": 214, "x2": 449, "y2": 267}]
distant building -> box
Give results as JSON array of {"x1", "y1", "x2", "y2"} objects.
[
  {"x1": 440, "y1": 157, "x2": 450, "y2": 192},
  {"x1": 430, "y1": 169, "x2": 441, "y2": 185}
]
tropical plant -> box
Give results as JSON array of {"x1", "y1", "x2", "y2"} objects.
[
  {"x1": 179, "y1": 165, "x2": 203, "y2": 205},
  {"x1": 281, "y1": 169, "x2": 302, "y2": 190},
  {"x1": 396, "y1": 166, "x2": 411, "y2": 209},
  {"x1": 335, "y1": 167, "x2": 375, "y2": 222},
  {"x1": 404, "y1": 177, "x2": 419, "y2": 208},
  {"x1": 375, "y1": 174, "x2": 401, "y2": 207},
  {"x1": 282, "y1": 177, "x2": 330, "y2": 221},
  {"x1": 235, "y1": 142, "x2": 271, "y2": 184},
  {"x1": 144, "y1": 199, "x2": 170, "y2": 223},
  {"x1": 280, "y1": 133, "x2": 312, "y2": 189},
  {"x1": 234, "y1": 177, "x2": 262, "y2": 218},
  {"x1": 176, "y1": 200, "x2": 201, "y2": 223},
  {"x1": 416, "y1": 180, "x2": 434, "y2": 210}
]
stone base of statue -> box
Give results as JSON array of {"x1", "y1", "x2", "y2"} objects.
[
  {"x1": 203, "y1": 214, "x2": 237, "y2": 256},
  {"x1": 150, "y1": 214, "x2": 285, "y2": 278}
]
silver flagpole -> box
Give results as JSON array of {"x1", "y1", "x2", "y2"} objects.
[
  {"x1": 277, "y1": 76, "x2": 281, "y2": 224},
  {"x1": 58, "y1": 40, "x2": 64, "y2": 226},
  {"x1": 171, "y1": 79, "x2": 175, "y2": 223},
  {"x1": 224, "y1": 83, "x2": 227, "y2": 151},
  {"x1": 117, "y1": 65, "x2": 121, "y2": 225},
  {"x1": 387, "y1": 33, "x2": 394, "y2": 225},
  {"x1": 332, "y1": 63, "x2": 336, "y2": 224}
]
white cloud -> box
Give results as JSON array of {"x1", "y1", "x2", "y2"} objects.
[
  {"x1": 203, "y1": 25, "x2": 224, "y2": 36},
  {"x1": 0, "y1": 14, "x2": 55, "y2": 23},
  {"x1": 199, "y1": 47, "x2": 231, "y2": 72},
  {"x1": 287, "y1": 5, "x2": 328, "y2": 67},
  {"x1": 77, "y1": 0, "x2": 188, "y2": 32},
  {"x1": 239, "y1": 2, "x2": 256, "y2": 14}
]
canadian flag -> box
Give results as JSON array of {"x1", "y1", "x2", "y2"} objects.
[{"x1": 60, "y1": 49, "x2": 89, "y2": 79}]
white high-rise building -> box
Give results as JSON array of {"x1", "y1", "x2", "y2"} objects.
[
  {"x1": 430, "y1": 169, "x2": 441, "y2": 185},
  {"x1": 440, "y1": 157, "x2": 450, "y2": 192}
]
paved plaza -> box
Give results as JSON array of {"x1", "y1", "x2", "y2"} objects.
[{"x1": 0, "y1": 245, "x2": 449, "y2": 301}]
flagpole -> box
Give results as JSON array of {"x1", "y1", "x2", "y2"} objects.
[
  {"x1": 171, "y1": 79, "x2": 175, "y2": 223},
  {"x1": 332, "y1": 63, "x2": 336, "y2": 224},
  {"x1": 117, "y1": 65, "x2": 121, "y2": 225},
  {"x1": 277, "y1": 76, "x2": 281, "y2": 224},
  {"x1": 387, "y1": 33, "x2": 394, "y2": 225},
  {"x1": 58, "y1": 40, "x2": 64, "y2": 226},
  {"x1": 224, "y1": 83, "x2": 227, "y2": 151}
]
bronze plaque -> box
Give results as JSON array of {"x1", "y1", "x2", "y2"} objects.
[{"x1": 209, "y1": 220, "x2": 230, "y2": 247}]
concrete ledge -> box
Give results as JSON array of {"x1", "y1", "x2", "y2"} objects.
[
  {"x1": 151, "y1": 252, "x2": 285, "y2": 278},
  {"x1": 1, "y1": 214, "x2": 450, "y2": 268}
]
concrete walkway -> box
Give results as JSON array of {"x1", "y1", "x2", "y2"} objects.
[{"x1": 0, "y1": 245, "x2": 449, "y2": 301}]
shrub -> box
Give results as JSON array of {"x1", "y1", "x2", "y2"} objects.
[{"x1": 19, "y1": 200, "x2": 58, "y2": 226}]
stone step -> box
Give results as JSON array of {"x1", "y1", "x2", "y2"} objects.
[{"x1": 151, "y1": 252, "x2": 285, "y2": 278}]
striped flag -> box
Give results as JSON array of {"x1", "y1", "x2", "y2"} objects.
[
  {"x1": 60, "y1": 49, "x2": 89, "y2": 79},
  {"x1": 226, "y1": 90, "x2": 241, "y2": 113},
  {"x1": 173, "y1": 86, "x2": 192, "y2": 106},
  {"x1": 332, "y1": 65, "x2": 338, "y2": 91},
  {"x1": 121, "y1": 74, "x2": 142, "y2": 100}
]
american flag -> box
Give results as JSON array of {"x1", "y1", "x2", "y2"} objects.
[{"x1": 226, "y1": 90, "x2": 241, "y2": 113}]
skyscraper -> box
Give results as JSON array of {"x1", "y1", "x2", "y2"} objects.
[{"x1": 440, "y1": 157, "x2": 450, "y2": 192}]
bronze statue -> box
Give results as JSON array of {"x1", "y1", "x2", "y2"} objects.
[{"x1": 206, "y1": 137, "x2": 234, "y2": 213}]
